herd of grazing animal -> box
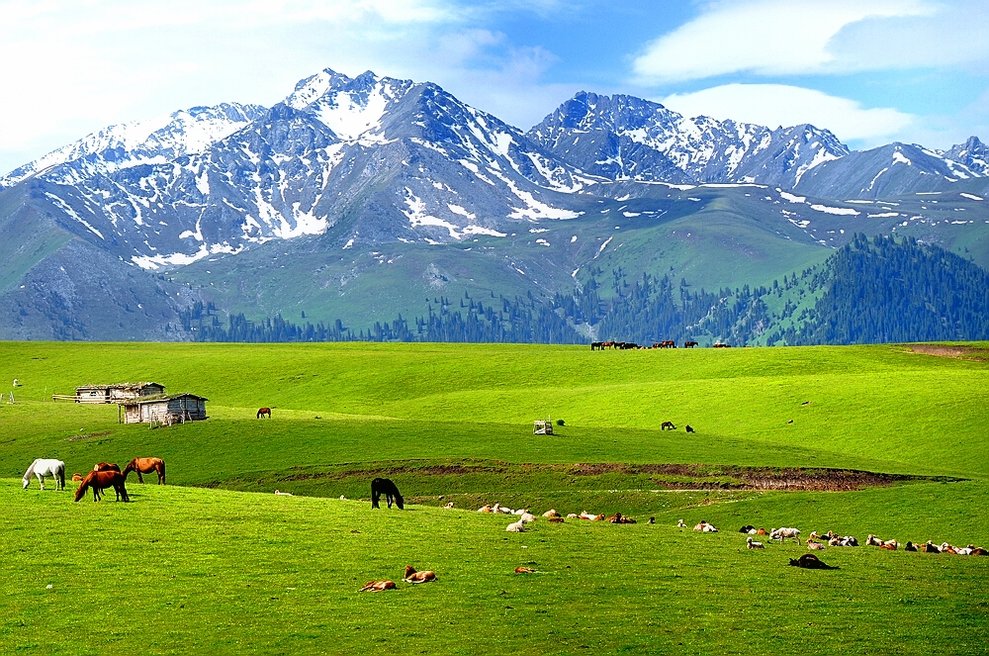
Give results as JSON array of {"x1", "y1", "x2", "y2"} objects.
[
  {"x1": 590, "y1": 339, "x2": 707, "y2": 350},
  {"x1": 474, "y1": 502, "x2": 643, "y2": 530},
  {"x1": 22, "y1": 456, "x2": 166, "y2": 503},
  {"x1": 732, "y1": 525, "x2": 987, "y2": 561},
  {"x1": 358, "y1": 506, "x2": 986, "y2": 593}
]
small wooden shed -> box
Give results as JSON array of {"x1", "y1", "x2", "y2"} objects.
[
  {"x1": 74, "y1": 382, "x2": 165, "y2": 404},
  {"x1": 120, "y1": 393, "x2": 208, "y2": 425}
]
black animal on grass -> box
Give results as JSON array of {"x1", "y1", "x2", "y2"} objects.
[
  {"x1": 371, "y1": 478, "x2": 404, "y2": 510},
  {"x1": 788, "y1": 553, "x2": 839, "y2": 570}
]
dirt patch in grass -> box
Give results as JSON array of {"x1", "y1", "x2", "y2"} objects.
[
  {"x1": 272, "y1": 460, "x2": 962, "y2": 492},
  {"x1": 65, "y1": 430, "x2": 112, "y2": 442},
  {"x1": 537, "y1": 462, "x2": 952, "y2": 491},
  {"x1": 906, "y1": 344, "x2": 989, "y2": 361}
]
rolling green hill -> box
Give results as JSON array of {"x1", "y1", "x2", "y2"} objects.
[{"x1": 1, "y1": 341, "x2": 987, "y2": 654}]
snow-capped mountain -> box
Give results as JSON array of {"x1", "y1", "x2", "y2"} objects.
[
  {"x1": 944, "y1": 136, "x2": 989, "y2": 177},
  {"x1": 4, "y1": 69, "x2": 600, "y2": 271},
  {"x1": 525, "y1": 91, "x2": 850, "y2": 188},
  {"x1": 0, "y1": 103, "x2": 266, "y2": 188},
  {"x1": 1, "y1": 66, "x2": 987, "y2": 342},
  {"x1": 794, "y1": 141, "x2": 988, "y2": 199}
]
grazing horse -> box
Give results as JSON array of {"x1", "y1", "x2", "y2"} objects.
[
  {"x1": 403, "y1": 565, "x2": 437, "y2": 583},
  {"x1": 22, "y1": 458, "x2": 66, "y2": 491},
  {"x1": 74, "y1": 470, "x2": 129, "y2": 502},
  {"x1": 684, "y1": 341, "x2": 698, "y2": 348},
  {"x1": 661, "y1": 421, "x2": 676, "y2": 431},
  {"x1": 371, "y1": 478, "x2": 404, "y2": 509},
  {"x1": 685, "y1": 425, "x2": 695, "y2": 433},
  {"x1": 257, "y1": 407, "x2": 272, "y2": 419},
  {"x1": 94, "y1": 462, "x2": 121, "y2": 472},
  {"x1": 123, "y1": 457, "x2": 166, "y2": 485}
]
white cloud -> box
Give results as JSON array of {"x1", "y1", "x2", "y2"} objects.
[
  {"x1": 661, "y1": 84, "x2": 915, "y2": 145},
  {"x1": 0, "y1": 0, "x2": 575, "y2": 173},
  {"x1": 0, "y1": 0, "x2": 464, "y2": 173},
  {"x1": 632, "y1": 0, "x2": 936, "y2": 83}
]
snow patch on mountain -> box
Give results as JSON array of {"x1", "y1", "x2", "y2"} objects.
[{"x1": 810, "y1": 204, "x2": 860, "y2": 216}]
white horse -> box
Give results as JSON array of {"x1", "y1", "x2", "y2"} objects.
[{"x1": 22, "y1": 458, "x2": 66, "y2": 490}]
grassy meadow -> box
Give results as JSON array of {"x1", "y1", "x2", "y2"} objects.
[{"x1": 1, "y1": 341, "x2": 988, "y2": 654}]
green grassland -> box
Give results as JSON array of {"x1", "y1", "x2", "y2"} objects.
[{"x1": 1, "y1": 341, "x2": 988, "y2": 655}]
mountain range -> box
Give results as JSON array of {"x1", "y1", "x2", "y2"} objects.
[{"x1": 1, "y1": 68, "x2": 987, "y2": 344}]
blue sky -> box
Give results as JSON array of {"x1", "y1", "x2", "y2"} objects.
[{"x1": 2, "y1": 0, "x2": 987, "y2": 175}]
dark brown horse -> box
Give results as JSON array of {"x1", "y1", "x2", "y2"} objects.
[
  {"x1": 123, "y1": 457, "x2": 166, "y2": 484},
  {"x1": 257, "y1": 407, "x2": 272, "y2": 418},
  {"x1": 371, "y1": 478, "x2": 404, "y2": 509},
  {"x1": 74, "y1": 470, "x2": 129, "y2": 502},
  {"x1": 94, "y1": 462, "x2": 121, "y2": 472}
]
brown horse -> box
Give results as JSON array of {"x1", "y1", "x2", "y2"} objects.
[
  {"x1": 257, "y1": 407, "x2": 272, "y2": 419},
  {"x1": 74, "y1": 470, "x2": 129, "y2": 502},
  {"x1": 123, "y1": 457, "x2": 166, "y2": 484},
  {"x1": 403, "y1": 565, "x2": 437, "y2": 584},
  {"x1": 94, "y1": 462, "x2": 120, "y2": 472},
  {"x1": 359, "y1": 580, "x2": 396, "y2": 592}
]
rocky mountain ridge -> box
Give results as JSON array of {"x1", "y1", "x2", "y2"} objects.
[{"x1": 0, "y1": 67, "x2": 986, "y2": 342}]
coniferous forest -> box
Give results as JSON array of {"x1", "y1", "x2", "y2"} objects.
[{"x1": 178, "y1": 235, "x2": 989, "y2": 346}]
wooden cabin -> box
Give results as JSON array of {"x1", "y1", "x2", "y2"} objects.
[
  {"x1": 120, "y1": 393, "x2": 208, "y2": 425},
  {"x1": 74, "y1": 382, "x2": 165, "y2": 404}
]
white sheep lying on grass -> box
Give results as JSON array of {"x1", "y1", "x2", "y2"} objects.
[{"x1": 506, "y1": 518, "x2": 526, "y2": 532}]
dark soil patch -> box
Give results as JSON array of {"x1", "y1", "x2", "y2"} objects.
[{"x1": 271, "y1": 460, "x2": 962, "y2": 492}]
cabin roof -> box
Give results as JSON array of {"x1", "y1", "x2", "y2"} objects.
[
  {"x1": 76, "y1": 382, "x2": 165, "y2": 391},
  {"x1": 120, "y1": 393, "x2": 208, "y2": 406}
]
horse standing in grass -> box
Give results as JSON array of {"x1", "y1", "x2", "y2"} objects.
[
  {"x1": 371, "y1": 478, "x2": 404, "y2": 509},
  {"x1": 22, "y1": 458, "x2": 66, "y2": 491},
  {"x1": 74, "y1": 470, "x2": 129, "y2": 502},
  {"x1": 257, "y1": 407, "x2": 272, "y2": 419},
  {"x1": 123, "y1": 457, "x2": 166, "y2": 484}
]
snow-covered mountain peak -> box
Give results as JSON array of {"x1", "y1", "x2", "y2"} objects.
[
  {"x1": 283, "y1": 68, "x2": 416, "y2": 142},
  {"x1": 527, "y1": 92, "x2": 849, "y2": 187},
  {"x1": 946, "y1": 136, "x2": 989, "y2": 175},
  {"x1": 0, "y1": 102, "x2": 264, "y2": 187}
]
